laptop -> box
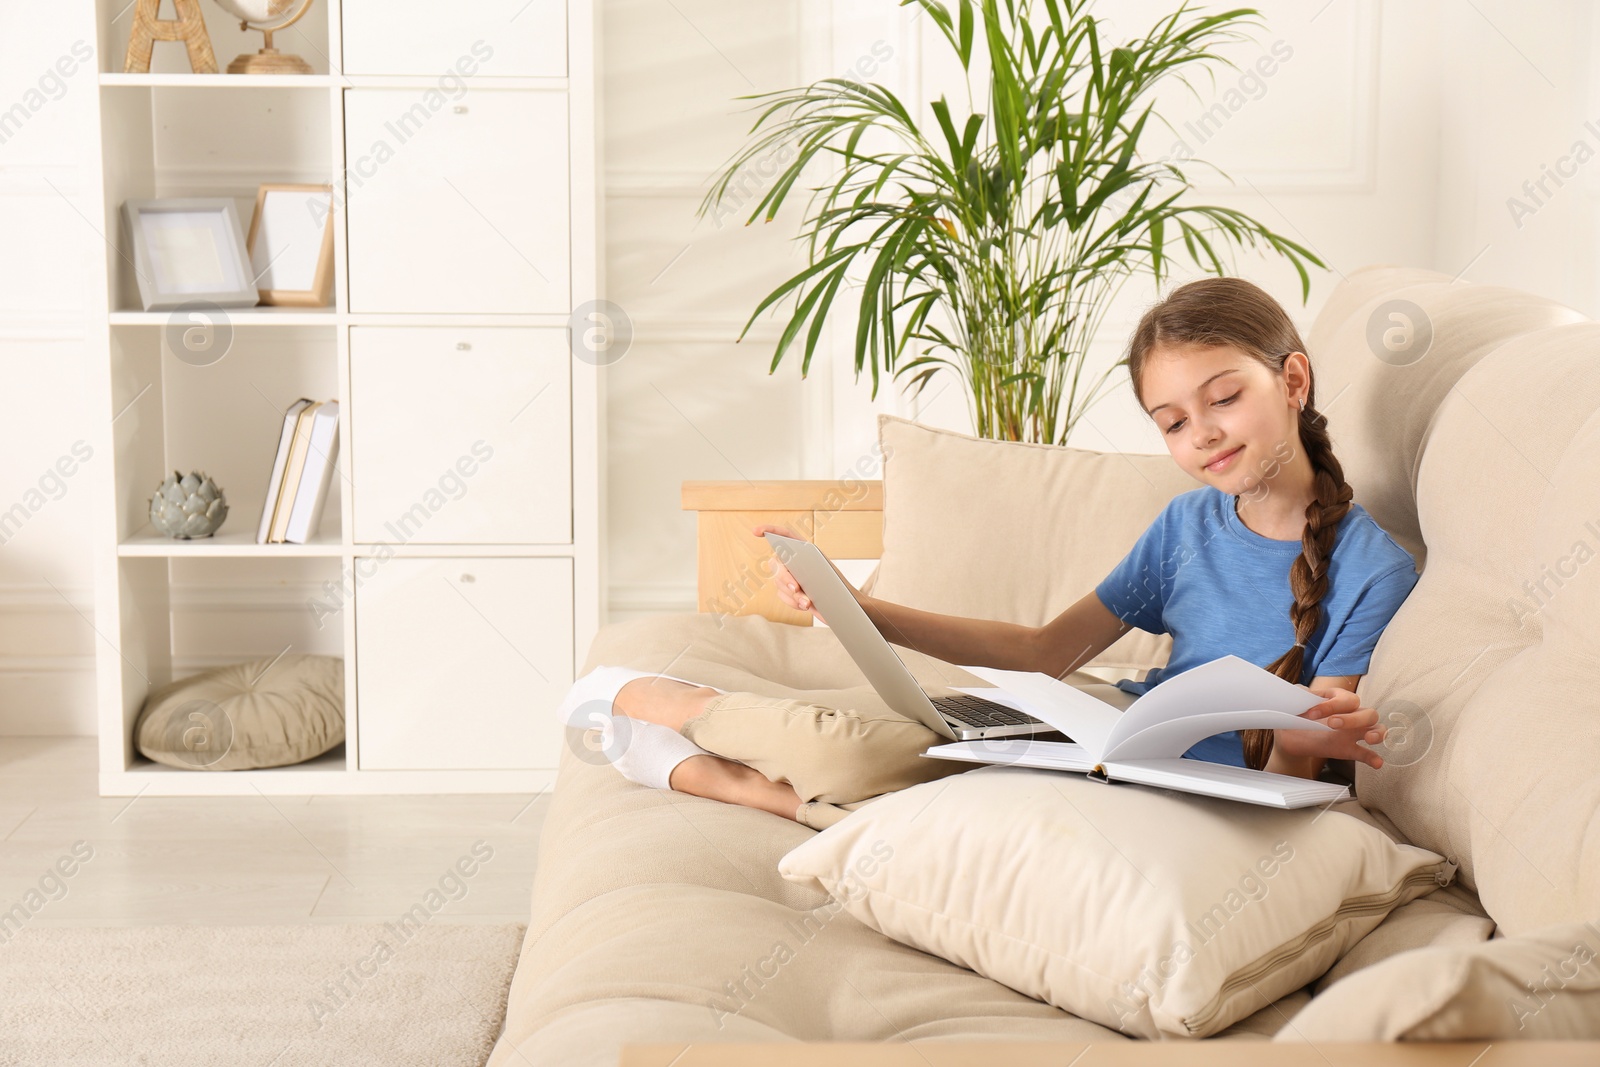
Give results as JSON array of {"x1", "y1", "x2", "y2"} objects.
[{"x1": 763, "y1": 531, "x2": 1059, "y2": 741}]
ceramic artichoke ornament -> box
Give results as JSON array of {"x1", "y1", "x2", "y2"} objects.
[{"x1": 149, "y1": 471, "x2": 228, "y2": 539}]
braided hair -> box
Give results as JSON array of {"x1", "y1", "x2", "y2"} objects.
[{"x1": 1125, "y1": 277, "x2": 1353, "y2": 772}]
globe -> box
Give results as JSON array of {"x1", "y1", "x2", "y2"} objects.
[
  {"x1": 211, "y1": 0, "x2": 317, "y2": 75},
  {"x1": 213, "y1": 0, "x2": 299, "y2": 22}
]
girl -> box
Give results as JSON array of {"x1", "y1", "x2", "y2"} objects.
[{"x1": 554, "y1": 276, "x2": 1417, "y2": 829}]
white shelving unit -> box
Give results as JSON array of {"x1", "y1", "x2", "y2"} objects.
[{"x1": 84, "y1": 0, "x2": 602, "y2": 795}]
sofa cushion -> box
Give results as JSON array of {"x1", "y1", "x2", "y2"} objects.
[
  {"x1": 1310, "y1": 888, "x2": 1495, "y2": 995},
  {"x1": 1305, "y1": 265, "x2": 1589, "y2": 571},
  {"x1": 488, "y1": 612, "x2": 1141, "y2": 1065},
  {"x1": 868, "y1": 414, "x2": 1195, "y2": 678},
  {"x1": 777, "y1": 763, "x2": 1456, "y2": 1040},
  {"x1": 1278, "y1": 918, "x2": 1600, "y2": 1040},
  {"x1": 1381, "y1": 344, "x2": 1600, "y2": 934},
  {"x1": 1305, "y1": 270, "x2": 1600, "y2": 935}
]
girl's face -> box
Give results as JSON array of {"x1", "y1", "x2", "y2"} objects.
[{"x1": 1140, "y1": 343, "x2": 1310, "y2": 500}]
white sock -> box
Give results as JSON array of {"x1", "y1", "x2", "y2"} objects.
[
  {"x1": 600, "y1": 716, "x2": 714, "y2": 791},
  {"x1": 554, "y1": 665, "x2": 725, "y2": 790}
]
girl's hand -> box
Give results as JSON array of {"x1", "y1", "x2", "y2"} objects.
[
  {"x1": 751, "y1": 524, "x2": 828, "y2": 624},
  {"x1": 1274, "y1": 686, "x2": 1387, "y2": 769}
]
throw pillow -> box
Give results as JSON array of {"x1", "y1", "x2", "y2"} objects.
[
  {"x1": 134, "y1": 653, "x2": 344, "y2": 770},
  {"x1": 1277, "y1": 917, "x2": 1600, "y2": 1041},
  {"x1": 868, "y1": 414, "x2": 1195, "y2": 677},
  {"x1": 777, "y1": 765, "x2": 1456, "y2": 1038}
]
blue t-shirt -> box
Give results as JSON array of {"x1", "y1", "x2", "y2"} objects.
[{"x1": 1093, "y1": 485, "x2": 1419, "y2": 767}]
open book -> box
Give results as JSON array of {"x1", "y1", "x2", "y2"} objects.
[{"x1": 920, "y1": 655, "x2": 1355, "y2": 808}]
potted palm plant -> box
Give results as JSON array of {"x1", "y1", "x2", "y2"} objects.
[{"x1": 701, "y1": 0, "x2": 1326, "y2": 444}]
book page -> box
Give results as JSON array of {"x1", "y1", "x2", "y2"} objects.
[
  {"x1": 922, "y1": 738, "x2": 1099, "y2": 773},
  {"x1": 951, "y1": 666, "x2": 1126, "y2": 758},
  {"x1": 1101, "y1": 654, "x2": 1324, "y2": 756},
  {"x1": 1103, "y1": 709, "x2": 1332, "y2": 762}
]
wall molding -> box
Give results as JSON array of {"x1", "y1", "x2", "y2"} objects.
[
  {"x1": 0, "y1": 154, "x2": 91, "y2": 331},
  {"x1": 627, "y1": 318, "x2": 782, "y2": 343},
  {"x1": 0, "y1": 584, "x2": 337, "y2": 737},
  {"x1": 0, "y1": 653, "x2": 96, "y2": 674},
  {"x1": 0, "y1": 584, "x2": 94, "y2": 611},
  {"x1": 0, "y1": 581, "x2": 686, "y2": 674},
  {"x1": 0, "y1": 162, "x2": 86, "y2": 197},
  {"x1": 605, "y1": 169, "x2": 714, "y2": 199},
  {"x1": 0, "y1": 315, "x2": 87, "y2": 341},
  {"x1": 0, "y1": 582, "x2": 333, "y2": 697},
  {"x1": 1173, "y1": 0, "x2": 1382, "y2": 193},
  {"x1": 149, "y1": 165, "x2": 341, "y2": 199},
  {"x1": 608, "y1": 581, "x2": 696, "y2": 617},
  {"x1": 0, "y1": 582, "x2": 334, "y2": 614}
]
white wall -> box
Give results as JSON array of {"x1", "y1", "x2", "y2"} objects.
[
  {"x1": 0, "y1": 7, "x2": 105, "y2": 732},
  {"x1": 3, "y1": 0, "x2": 1596, "y2": 732}
]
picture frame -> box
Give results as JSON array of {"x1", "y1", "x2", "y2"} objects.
[
  {"x1": 245, "y1": 183, "x2": 336, "y2": 308},
  {"x1": 121, "y1": 197, "x2": 260, "y2": 312}
]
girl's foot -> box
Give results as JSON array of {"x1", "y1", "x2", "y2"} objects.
[
  {"x1": 613, "y1": 676, "x2": 723, "y2": 731},
  {"x1": 553, "y1": 665, "x2": 726, "y2": 791},
  {"x1": 552, "y1": 665, "x2": 717, "y2": 728}
]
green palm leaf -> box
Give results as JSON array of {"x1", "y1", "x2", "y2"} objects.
[{"x1": 699, "y1": 0, "x2": 1325, "y2": 444}]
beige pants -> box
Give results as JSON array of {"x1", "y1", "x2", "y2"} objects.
[{"x1": 678, "y1": 671, "x2": 1132, "y2": 830}]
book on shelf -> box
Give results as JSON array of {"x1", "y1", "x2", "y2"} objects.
[
  {"x1": 256, "y1": 397, "x2": 339, "y2": 545},
  {"x1": 921, "y1": 654, "x2": 1356, "y2": 809},
  {"x1": 268, "y1": 401, "x2": 319, "y2": 542},
  {"x1": 256, "y1": 398, "x2": 311, "y2": 543},
  {"x1": 284, "y1": 400, "x2": 339, "y2": 544}
]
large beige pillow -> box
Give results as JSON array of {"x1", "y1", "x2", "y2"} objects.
[
  {"x1": 868, "y1": 414, "x2": 1194, "y2": 677},
  {"x1": 1279, "y1": 918, "x2": 1600, "y2": 1040},
  {"x1": 777, "y1": 765, "x2": 1455, "y2": 1039},
  {"x1": 135, "y1": 653, "x2": 344, "y2": 770}
]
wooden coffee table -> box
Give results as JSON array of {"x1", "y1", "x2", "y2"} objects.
[{"x1": 621, "y1": 1041, "x2": 1600, "y2": 1066}]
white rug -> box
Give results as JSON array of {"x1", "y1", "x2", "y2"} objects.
[{"x1": 0, "y1": 922, "x2": 525, "y2": 1066}]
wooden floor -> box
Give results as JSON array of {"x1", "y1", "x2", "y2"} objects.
[{"x1": 0, "y1": 737, "x2": 548, "y2": 926}]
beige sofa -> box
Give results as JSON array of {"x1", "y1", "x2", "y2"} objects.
[{"x1": 487, "y1": 265, "x2": 1600, "y2": 1064}]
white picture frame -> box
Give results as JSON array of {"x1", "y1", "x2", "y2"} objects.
[
  {"x1": 122, "y1": 197, "x2": 260, "y2": 312},
  {"x1": 245, "y1": 183, "x2": 336, "y2": 307}
]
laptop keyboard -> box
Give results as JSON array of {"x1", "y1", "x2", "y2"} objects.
[{"x1": 933, "y1": 693, "x2": 1043, "y2": 728}]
